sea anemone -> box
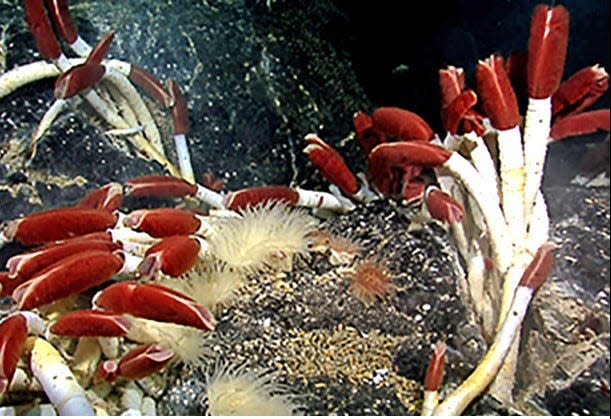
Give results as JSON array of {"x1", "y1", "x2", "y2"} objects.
[
  {"x1": 306, "y1": 229, "x2": 362, "y2": 265},
  {"x1": 125, "y1": 317, "x2": 214, "y2": 365},
  {"x1": 327, "y1": 233, "x2": 362, "y2": 265},
  {"x1": 159, "y1": 261, "x2": 245, "y2": 310},
  {"x1": 349, "y1": 257, "x2": 394, "y2": 304},
  {"x1": 202, "y1": 362, "x2": 302, "y2": 416},
  {"x1": 207, "y1": 202, "x2": 317, "y2": 273}
]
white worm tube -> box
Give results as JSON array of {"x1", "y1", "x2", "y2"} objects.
[
  {"x1": 464, "y1": 131, "x2": 500, "y2": 207},
  {"x1": 68, "y1": 36, "x2": 93, "y2": 58},
  {"x1": 522, "y1": 97, "x2": 552, "y2": 226},
  {"x1": 496, "y1": 125, "x2": 526, "y2": 245},
  {"x1": 104, "y1": 68, "x2": 163, "y2": 153},
  {"x1": 0, "y1": 62, "x2": 61, "y2": 98},
  {"x1": 442, "y1": 153, "x2": 512, "y2": 273},
  {"x1": 174, "y1": 134, "x2": 196, "y2": 183},
  {"x1": 295, "y1": 187, "x2": 355, "y2": 213},
  {"x1": 433, "y1": 286, "x2": 535, "y2": 416},
  {"x1": 195, "y1": 185, "x2": 225, "y2": 209},
  {"x1": 28, "y1": 338, "x2": 94, "y2": 416}
]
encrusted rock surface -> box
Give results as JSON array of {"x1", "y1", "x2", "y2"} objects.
[{"x1": 159, "y1": 201, "x2": 488, "y2": 415}]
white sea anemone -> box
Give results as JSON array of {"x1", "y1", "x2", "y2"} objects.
[
  {"x1": 203, "y1": 362, "x2": 302, "y2": 416},
  {"x1": 207, "y1": 202, "x2": 317, "y2": 273},
  {"x1": 160, "y1": 262, "x2": 245, "y2": 310},
  {"x1": 125, "y1": 317, "x2": 214, "y2": 365}
]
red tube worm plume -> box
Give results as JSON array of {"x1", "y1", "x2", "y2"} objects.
[
  {"x1": 50, "y1": 309, "x2": 132, "y2": 337},
  {"x1": 527, "y1": 4, "x2": 570, "y2": 98},
  {"x1": 442, "y1": 90, "x2": 478, "y2": 134},
  {"x1": 85, "y1": 31, "x2": 115, "y2": 66},
  {"x1": 94, "y1": 282, "x2": 216, "y2": 331},
  {"x1": 438, "y1": 67, "x2": 487, "y2": 135},
  {"x1": 115, "y1": 343, "x2": 174, "y2": 380},
  {"x1": 476, "y1": 54, "x2": 521, "y2": 130},
  {"x1": 550, "y1": 109, "x2": 610, "y2": 141},
  {"x1": 97, "y1": 344, "x2": 174, "y2": 383},
  {"x1": 349, "y1": 257, "x2": 393, "y2": 304},
  {"x1": 304, "y1": 133, "x2": 358, "y2": 196},
  {"x1": 353, "y1": 111, "x2": 386, "y2": 156},
  {"x1": 129, "y1": 66, "x2": 175, "y2": 107},
  {"x1": 167, "y1": 80, "x2": 189, "y2": 135},
  {"x1": 139, "y1": 235, "x2": 201, "y2": 278},
  {"x1": 54, "y1": 63, "x2": 106, "y2": 99},
  {"x1": 7, "y1": 237, "x2": 120, "y2": 281},
  {"x1": 44, "y1": 0, "x2": 78, "y2": 44},
  {"x1": 12, "y1": 249, "x2": 125, "y2": 310},
  {"x1": 3, "y1": 207, "x2": 118, "y2": 245},
  {"x1": 0, "y1": 314, "x2": 28, "y2": 395},
  {"x1": 401, "y1": 179, "x2": 425, "y2": 205},
  {"x1": 424, "y1": 341, "x2": 446, "y2": 391},
  {"x1": 370, "y1": 142, "x2": 451, "y2": 169},
  {"x1": 1, "y1": 271, "x2": 18, "y2": 297},
  {"x1": 439, "y1": 66, "x2": 465, "y2": 108},
  {"x1": 77, "y1": 182, "x2": 123, "y2": 212},
  {"x1": 372, "y1": 107, "x2": 435, "y2": 141},
  {"x1": 125, "y1": 175, "x2": 197, "y2": 199},
  {"x1": 223, "y1": 186, "x2": 300, "y2": 211},
  {"x1": 123, "y1": 208, "x2": 202, "y2": 238},
  {"x1": 368, "y1": 142, "x2": 451, "y2": 194},
  {"x1": 425, "y1": 187, "x2": 464, "y2": 224},
  {"x1": 552, "y1": 65, "x2": 610, "y2": 119},
  {"x1": 24, "y1": 0, "x2": 62, "y2": 60},
  {"x1": 519, "y1": 242, "x2": 557, "y2": 291}
]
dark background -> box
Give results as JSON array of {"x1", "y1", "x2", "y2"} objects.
[{"x1": 332, "y1": 0, "x2": 609, "y2": 132}]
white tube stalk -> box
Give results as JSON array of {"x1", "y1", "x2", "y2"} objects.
[
  {"x1": 174, "y1": 134, "x2": 195, "y2": 183},
  {"x1": 525, "y1": 191, "x2": 550, "y2": 254},
  {"x1": 54, "y1": 54, "x2": 72, "y2": 72},
  {"x1": 463, "y1": 131, "x2": 500, "y2": 207},
  {"x1": 29, "y1": 338, "x2": 94, "y2": 416},
  {"x1": 433, "y1": 286, "x2": 535, "y2": 416},
  {"x1": 498, "y1": 251, "x2": 533, "y2": 328},
  {"x1": 296, "y1": 187, "x2": 355, "y2": 213},
  {"x1": 110, "y1": 227, "x2": 158, "y2": 253},
  {"x1": 195, "y1": 184, "x2": 225, "y2": 209},
  {"x1": 82, "y1": 89, "x2": 131, "y2": 130},
  {"x1": 496, "y1": 125, "x2": 526, "y2": 245},
  {"x1": 105, "y1": 125, "x2": 144, "y2": 136},
  {"x1": 118, "y1": 252, "x2": 143, "y2": 275},
  {"x1": 21, "y1": 311, "x2": 45, "y2": 335},
  {"x1": 69, "y1": 36, "x2": 92, "y2": 58},
  {"x1": 97, "y1": 337, "x2": 120, "y2": 359},
  {"x1": 442, "y1": 153, "x2": 512, "y2": 273},
  {"x1": 103, "y1": 68, "x2": 163, "y2": 153},
  {"x1": 0, "y1": 61, "x2": 61, "y2": 98},
  {"x1": 421, "y1": 390, "x2": 439, "y2": 416},
  {"x1": 441, "y1": 132, "x2": 463, "y2": 151},
  {"x1": 31, "y1": 98, "x2": 68, "y2": 146},
  {"x1": 522, "y1": 97, "x2": 552, "y2": 227},
  {"x1": 106, "y1": 59, "x2": 132, "y2": 76}
]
